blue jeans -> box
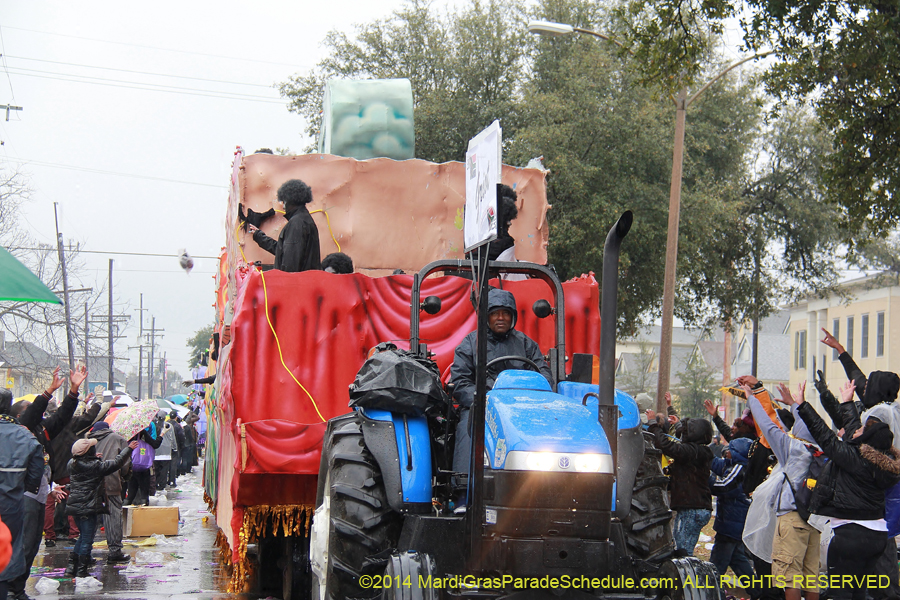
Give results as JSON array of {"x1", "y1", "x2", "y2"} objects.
[
  {"x1": 673, "y1": 508, "x2": 711, "y2": 556},
  {"x1": 73, "y1": 515, "x2": 97, "y2": 557},
  {"x1": 710, "y1": 533, "x2": 755, "y2": 579}
]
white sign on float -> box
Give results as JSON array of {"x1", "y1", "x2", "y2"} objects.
[{"x1": 464, "y1": 120, "x2": 502, "y2": 252}]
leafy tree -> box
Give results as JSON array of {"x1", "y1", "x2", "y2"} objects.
[
  {"x1": 678, "y1": 106, "x2": 842, "y2": 327},
  {"x1": 277, "y1": 0, "x2": 843, "y2": 335},
  {"x1": 187, "y1": 325, "x2": 214, "y2": 369},
  {"x1": 616, "y1": 0, "x2": 900, "y2": 235},
  {"x1": 510, "y1": 0, "x2": 760, "y2": 332},
  {"x1": 674, "y1": 348, "x2": 718, "y2": 419},
  {"x1": 278, "y1": 0, "x2": 528, "y2": 162}
]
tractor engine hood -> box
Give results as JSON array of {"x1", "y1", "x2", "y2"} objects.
[{"x1": 484, "y1": 371, "x2": 613, "y2": 473}]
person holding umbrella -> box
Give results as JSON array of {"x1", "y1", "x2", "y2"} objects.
[
  {"x1": 64, "y1": 437, "x2": 137, "y2": 577},
  {"x1": 110, "y1": 400, "x2": 164, "y2": 507}
]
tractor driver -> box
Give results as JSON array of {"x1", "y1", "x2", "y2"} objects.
[{"x1": 449, "y1": 288, "x2": 552, "y2": 498}]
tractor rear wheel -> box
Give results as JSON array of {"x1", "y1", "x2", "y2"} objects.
[
  {"x1": 623, "y1": 431, "x2": 675, "y2": 565},
  {"x1": 310, "y1": 414, "x2": 401, "y2": 600}
]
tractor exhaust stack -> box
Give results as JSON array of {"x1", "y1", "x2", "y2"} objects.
[{"x1": 598, "y1": 211, "x2": 633, "y2": 469}]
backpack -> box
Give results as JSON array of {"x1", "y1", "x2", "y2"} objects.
[{"x1": 782, "y1": 444, "x2": 828, "y2": 523}]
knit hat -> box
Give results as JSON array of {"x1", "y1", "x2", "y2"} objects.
[
  {"x1": 71, "y1": 438, "x2": 98, "y2": 456},
  {"x1": 91, "y1": 421, "x2": 110, "y2": 432},
  {"x1": 740, "y1": 408, "x2": 755, "y2": 429},
  {"x1": 851, "y1": 419, "x2": 894, "y2": 451}
]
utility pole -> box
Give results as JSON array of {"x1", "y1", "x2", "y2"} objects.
[
  {"x1": 53, "y1": 203, "x2": 75, "y2": 370},
  {"x1": 0, "y1": 104, "x2": 22, "y2": 121},
  {"x1": 162, "y1": 353, "x2": 167, "y2": 397},
  {"x1": 84, "y1": 301, "x2": 89, "y2": 368},
  {"x1": 138, "y1": 294, "x2": 147, "y2": 399},
  {"x1": 145, "y1": 317, "x2": 164, "y2": 398},
  {"x1": 108, "y1": 260, "x2": 114, "y2": 389}
]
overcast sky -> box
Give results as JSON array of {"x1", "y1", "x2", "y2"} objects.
[{"x1": 0, "y1": 0, "x2": 415, "y2": 381}]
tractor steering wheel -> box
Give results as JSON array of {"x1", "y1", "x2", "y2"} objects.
[{"x1": 485, "y1": 355, "x2": 542, "y2": 374}]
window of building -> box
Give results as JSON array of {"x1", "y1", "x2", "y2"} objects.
[
  {"x1": 795, "y1": 330, "x2": 807, "y2": 369},
  {"x1": 877, "y1": 312, "x2": 885, "y2": 357},
  {"x1": 847, "y1": 316, "x2": 854, "y2": 357},
  {"x1": 832, "y1": 318, "x2": 840, "y2": 360},
  {"x1": 861, "y1": 314, "x2": 869, "y2": 358}
]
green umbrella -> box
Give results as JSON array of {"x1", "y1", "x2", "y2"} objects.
[{"x1": 0, "y1": 246, "x2": 61, "y2": 304}]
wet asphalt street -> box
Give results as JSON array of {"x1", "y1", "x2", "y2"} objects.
[{"x1": 24, "y1": 471, "x2": 259, "y2": 600}]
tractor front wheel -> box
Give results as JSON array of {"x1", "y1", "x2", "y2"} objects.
[{"x1": 310, "y1": 414, "x2": 401, "y2": 600}]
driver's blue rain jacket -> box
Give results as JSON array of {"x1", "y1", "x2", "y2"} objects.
[{"x1": 449, "y1": 288, "x2": 552, "y2": 408}]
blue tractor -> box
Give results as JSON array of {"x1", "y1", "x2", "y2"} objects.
[{"x1": 309, "y1": 213, "x2": 721, "y2": 599}]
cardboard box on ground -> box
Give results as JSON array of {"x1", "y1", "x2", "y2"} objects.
[{"x1": 124, "y1": 506, "x2": 180, "y2": 537}]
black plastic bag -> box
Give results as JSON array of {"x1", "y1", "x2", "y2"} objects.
[{"x1": 349, "y1": 348, "x2": 449, "y2": 416}]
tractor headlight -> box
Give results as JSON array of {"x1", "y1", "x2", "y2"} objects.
[
  {"x1": 573, "y1": 454, "x2": 603, "y2": 473},
  {"x1": 524, "y1": 452, "x2": 555, "y2": 471},
  {"x1": 504, "y1": 451, "x2": 613, "y2": 473}
]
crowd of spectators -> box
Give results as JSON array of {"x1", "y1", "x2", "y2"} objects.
[
  {"x1": 647, "y1": 329, "x2": 900, "y2": 600},
  {"x1": 0, "y1": 369, "x2": 202, "y2": 600}
]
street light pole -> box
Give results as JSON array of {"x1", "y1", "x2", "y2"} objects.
[{"x1": 528, "y1": 20, "x2": 769, "y2": 412}]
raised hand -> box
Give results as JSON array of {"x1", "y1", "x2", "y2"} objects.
[
  {"x1": 69, "y1": 366, "x2": 88, "y2": 393},
  {"x1": 664, "y1": 391, "x2": 673, "y2": 407},
  {"x1": 821, "y1": 328, "x2": 845, "y2": 354},
  {"x1": 796, "y1": 381, "x2": 807, "y2": 405},
  {"x1": 704, "y1": 399, "x2": 717, "y2": 416},
  {"x1": 47, "y1": 367, "x2": 65, "y2": 395},
  {"x1": 776, "y1": 383, "x2": 794, "y2": 405},
  {"x1": 736, "y1": 375, "x2": 759, "y2": 387},
  {"x1": 839, "y1": 380, "x2": 856, "y2": 404}
]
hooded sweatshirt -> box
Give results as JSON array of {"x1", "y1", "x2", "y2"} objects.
[
  {"x1": 450, "y1": 288, "x2": 552, "y2": 408},
  {"x1": 647, "y1": 416, "x2": 713, "y2": 510},
  {"x1": 709, "y1": 437, "x2": 752, "y2": 539}
]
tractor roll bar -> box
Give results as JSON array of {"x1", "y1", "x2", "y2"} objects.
[{"x1": 410, "y1": 259, "x2": 567, "y2": 387}]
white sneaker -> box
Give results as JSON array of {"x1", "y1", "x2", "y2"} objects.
[{"x1": 453, "y1": 505, "x2": 467, "y2": 514}]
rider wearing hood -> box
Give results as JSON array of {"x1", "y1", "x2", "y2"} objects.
[
  {"x1": 645, "y1": 406, "x2": 713, "y2": 557},
  {"x1": 449, "y1": 288, "x2": 552, "y2": 488}
]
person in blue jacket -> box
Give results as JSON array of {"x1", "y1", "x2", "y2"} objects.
[{"x1": 709, "y1": 437, "x2": 755, "y2": 583}]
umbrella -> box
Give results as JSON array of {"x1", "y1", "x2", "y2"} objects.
[
  {"x1": 110, "y1": 399, "x2": 160, "y2": 441},
  {"x1": 0, "y1": 246, "x2": 61, "y2": 304},
  {"x1": 104, "y1": 407, "x2": 124, "y2": 425},
  {"x1": 157, "y1": 398, "x2": 189, "y2": 418},
  {"x1": 13, "y1": 394, "x2": 38, "y2": 403},
  {"x1": 167, "y1": 394, "x2": 189, "y2": 405}
]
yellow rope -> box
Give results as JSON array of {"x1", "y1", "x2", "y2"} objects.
[
  {"x1": 259, "y1": 267, "x2": 326, "y2": 422},
  {"x1": 309, "y1": 209, "x2": 341, "y2": 252}
]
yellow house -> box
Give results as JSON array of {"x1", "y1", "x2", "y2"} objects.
[{"x1": 788, "y1": 273, "x2": 898, "y2": 413}]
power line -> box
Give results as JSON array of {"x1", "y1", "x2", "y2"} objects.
[
  {"x1": 3, "y1": 54, "x2": 277, "y2": 88},
  {"x1": 5, "y1": 70, "x2": 286, "y2": 104},
  {"x1": 14, "y1": 246, "x2": 220, "y2": 259},
  {"x1": 4, "y1": 65, "x2": 280, "y2": 99},
  {"x1": 1, "y1": 25, "x2": 313, "y2": 70},
  {"x1": 4, "y1": 65, "x2": 280, "y2": 100},
  {"x1": 0, "y1": 28, "x2": 15, "y2": 101},
  {"x1": 0, "y1": 156, "x2": 226, "y2": 188}
]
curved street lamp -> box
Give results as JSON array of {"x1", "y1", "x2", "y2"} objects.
[{"x1": 528, "y1": 20, "x2": 770, "y2": 413}]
